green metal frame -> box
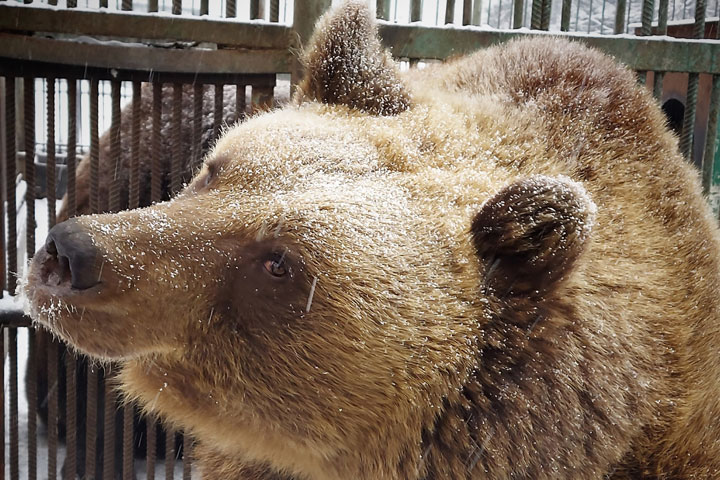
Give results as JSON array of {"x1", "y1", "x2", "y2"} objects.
[{"x1": 2, "y1": 4, "x2": 719, "y2": 75}]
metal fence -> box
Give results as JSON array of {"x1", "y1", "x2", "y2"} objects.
[{"x1": 1, "y1": 0, "x2": 719, "y2": 478}]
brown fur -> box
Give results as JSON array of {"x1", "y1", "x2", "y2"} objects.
[{"x1": 24, "y1": 2, "x2": 720, "y2": 478}]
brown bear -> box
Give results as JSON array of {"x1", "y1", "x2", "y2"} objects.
[{"x1": 23, "y1": 1, "x2": 720, "y2": 478}]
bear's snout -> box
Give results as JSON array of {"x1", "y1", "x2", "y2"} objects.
[{"x1": 42, "y1": 218, "x2": 103, "y2": 291}]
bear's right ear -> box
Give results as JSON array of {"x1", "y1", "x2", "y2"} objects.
[
  {"x1": 294, "y1": 1, "x2": 411, "y2": 116},
  {"x1": 471, "y1": 176, "x2": 596, "y2": 299}
]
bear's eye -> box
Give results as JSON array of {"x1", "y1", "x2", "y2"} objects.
[{"x1": 263, "y1": 255, "x2": 288, "y2": 277}]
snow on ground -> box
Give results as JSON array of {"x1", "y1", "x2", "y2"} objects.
[{"x1": 4, "y1": 179, "x2": 190, "y2": 479}]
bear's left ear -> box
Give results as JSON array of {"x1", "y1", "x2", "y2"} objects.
[
  {"x1": 471, "y1": 176, "x2": 596, "y2": 299},
  {"x1": 294, "y1": 1, "x2": 411, "y2": 116}
]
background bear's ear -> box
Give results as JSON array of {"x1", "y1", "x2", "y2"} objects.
[
  {"x1": 294, "y1": 1, "x2": 411, "y2": 116},
  {"x1": 471, "y1": 176, "x2": 596, "y2": 299}
]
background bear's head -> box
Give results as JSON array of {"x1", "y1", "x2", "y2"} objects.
[{"x1": 24, "y1": 2, "x2": 596, "y2": 477}]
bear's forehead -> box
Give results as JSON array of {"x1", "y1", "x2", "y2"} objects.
[{"x1": 211, "y1": 108, "x2": 383, "y2": 183}]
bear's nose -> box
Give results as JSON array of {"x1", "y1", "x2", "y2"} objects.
[{"x1": 43, "y1": 218, "x2": 102, "y2": 290}]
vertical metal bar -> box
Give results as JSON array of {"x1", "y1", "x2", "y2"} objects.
[
  {"x1": 561, "y1": 0, "x2": 571, "y2": 30},
  {"x1": 411, "y1": 0, "x2": 422, "y2": 21},
  {"x1": 641, "y1": 0, "x2": 654, "y2": 35},
  {"x1": 653, "y1": 72, "x2": 664, "y2": 99},
  {"x1": 376, "y1": 0, "x2": 391, "y2": 19},
  {"x1": 147, "y1": 417, "x2": 157, "y2": 480},
  {"x1": 4, "y1": 77, "x2": 16, "y2": 294},
  {"x1": 47, "y1": 333, "x2": 58, "y2": 480},
  {"x1": 84, "y1": 367, "x2": 98, "y2": 480},
  {"x1": 514, "y1": 0, "x2": 525, "y2": 27},
  {"x1": 531, "y1": 0, "x2": 542, "y2": 28},
  {"x1": 110, "y1": 80, "x2": 121, "y2": 212},
  {"x1": 615, "y1": 0, "x2": 627, "y2": 33},
  {"x1": 122, "y1": 0, "x2": 132, "y2": 10},
  {"x1": 704, "y1": 13, "x2": 720, "y2": 198},
  {"x1": 171, "y1": 83, "x2": 183, "y2": 195},
  {"x1": 251, "y1": 84, "x2": 274, "y2": 113},
  {"x1": 540, "y1": 0, "x2": 551, "y2": 29},
  {"x1": 46, "y1": 77, "x2": 56, "y2": 229},
  {"x1": 0, "y1": 328, "x2": 4, "y2": 480},
  {"x1": 200, "y1": 0, "x2": 208, "y2": 15},
  {"x1": 702, "y1": 74, "x2": 719, "y2": 194},
  {"x1": 235, "y1": 83, "x2": 246, "y2": 125},
  {"x1": 130, "y1": 81, "x2": 141, "y2": 210},
  {"x1": 586, "y1": 0, "x2": 594, "y2": 32},
  {"x1": 599, "y1": 0, "x2": 607, "y2": 33},
  {"x1": 24, "y1": 77, "x2": 39, "y2": 480},
  {"x1": 270, "y1": 0, "x2": 280, "y2": 21},
  {"x1": 213, "y1": 83, "x2": 223, "y2": 144},
  {"x1": 679, "y1": 0, "x2": 706, "y2": 160},
  {"x1": 445, "y1": 0, "x2": 455, "y2": 23},
  {"x1": 165, "y1": 427, "x2": 176, "y2": 480},
  {"x1": 9, "y1": 328, "x2": 18, "y2": 480},
  {"x1": 67, "y1": 79, "x2": 77, "y2": 217},
  {"x1": 658, "y1": 0, "x2": 669, "y2": 31},
  {"x1": 472, "y1": 0, "x2": 483, "y2": 24},
  {"x1": 24, "y1": 77, "x2": 35, "y2": 259},
  {"x1": 652, "y1": 0, "x2": 668, "y2": 100},
  {"x1": 625, "y1": 0, "x2": 633, "y2": 34},
  {"x1": 152, "y1": 83, "x2": 162, "y2": 204},
  {"x1": 226, "y1": 0, "x2": 236, "y2": 17},
  {"x1": 462, "y1": 0, "x2": 472, "y2": 24},
  {"x1": 0, "y1": 79, "x2": 5, "y2": 301},
  {"x1": 173, "y1": 0, "x2": 181, "y2": 15},
  {"x1": 90, "y1": 79, "x2": 99, "y2": 216},
  {"x1": 65, "y1": 81, "x2": 79, "y2": 480},
  {"x1": 193, "y1": 83, "x2": 204, "y2": 173},
  {"x1": 182, "y1": 435, "x2": 193, "y2": 480},
  {"x1": 251, "y1": 0, "x2": 265, "y2": 19},
  {"x1": 27, "y1": 329, "x2": 37, "y2": 480},
  {"x1": 149, "y1": 0, "x2": 158, "y2": 12},
  {"x1": 123, "y1": 406, "x2": 133, "y2": 480},
  {"x1": 103, "y1": 375, "x2": 116, "y2": 480}
]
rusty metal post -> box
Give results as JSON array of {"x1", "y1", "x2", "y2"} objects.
[
  {"x1": 251, "y1": 0, "x2": 265, "y2": 19},
  {"x1": 226, "y1": 0, "x2": 236, "y2": 18},
  {"x1": 4, "y1": 77, "x2": 16, "y2": 294},
  {"x1": 165, "y1": 427, "x2": 176, "y2": 480},
  {"x1": 130, "y1": 81, "x2": 141, "y2": 209},
  {"x1": 513, "y1": 0, "x2": 525, "y2": 28},
  {"x1": 89, "y1": 79, "x2": 99, "y2": 216},
  {"x1": 172, "y1": 82, "x2": 183, "y2": 195},
  {"x1": 151, "y1": 83, "x2": 162, "y2": 204},
  {"x1": 615, "y1": 0, "x2": 627, "y2": 33},
  {"x1": 445, "y1": 0, "x2": 456, "y2": 23},
  {"x1": 679, "y1": 0, "x2": 706, "y2": 161},
  {"x1": 411, "y1": 0, "x2": 423, "y2": 21},
  {"x1": 147, "y1": 417, "x2": 157, "y2": 479},
  {"x1": 653, "y1": 0, "x2": 669, "y2": 99},
  {"x1": 46, "y1": 77, "x2": 56, "y2": 228},
  {"x1": 560, "y1": 0, "x2": 571, "y2": 30}
]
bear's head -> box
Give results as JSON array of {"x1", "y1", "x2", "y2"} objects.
[{"x1": 24, "y1": 2, "x2": 595, "y2": 477}]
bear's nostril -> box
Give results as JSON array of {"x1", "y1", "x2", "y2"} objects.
[
  {"x1": 45, "y1": 238, "x2": 58, "y2": 256},
  {"x1": 43, "y1": 219, "x2": 103, "y2": 290}
]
